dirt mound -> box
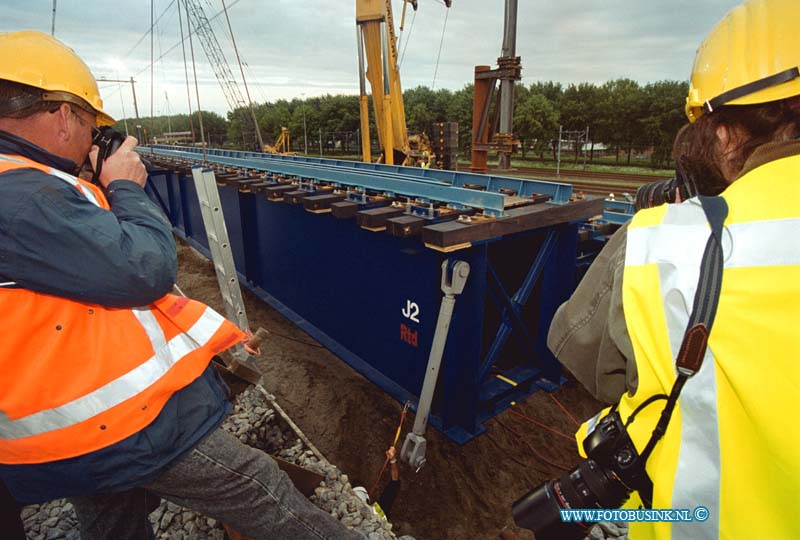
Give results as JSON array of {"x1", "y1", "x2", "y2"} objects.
[{"x1": 177, "y1": 241, "x2": 603, "y2": 540}]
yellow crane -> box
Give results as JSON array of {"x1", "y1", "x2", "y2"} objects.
[
  {"x1": 356, "y1": 0, "x2": 451, "y2": 167},
  {"x1": 263, "y1": 127, "x2": 293, "y2": 154}
]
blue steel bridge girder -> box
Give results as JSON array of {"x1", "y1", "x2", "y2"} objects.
[{"x1": 147, "y1": 145, "x2": 573, "y2": 216}]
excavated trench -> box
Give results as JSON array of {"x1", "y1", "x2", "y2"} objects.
[{"x1": 21, "y1": 386, "x2": 415, "y2": 540}]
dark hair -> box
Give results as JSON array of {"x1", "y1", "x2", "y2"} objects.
[
  {"x1": 0, "y1": 80, "x2": 58, "y2": 119},
  {"x1": 673, "y1": 96, "x2": 800, "y2": 195}
]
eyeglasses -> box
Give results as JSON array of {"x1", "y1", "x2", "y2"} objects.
[{"x1": 69, "y1": 106, "x2": 97, "y2": 130}]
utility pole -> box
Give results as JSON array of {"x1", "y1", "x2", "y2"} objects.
[
  {"x1": 150, "y1": 0, "x2": 154, "y2": 145},
  {"x1": 130, "y1": 77, "x2": 142, "y2": 143},
  {"x1": 301, "y1": 93, "x2": 308, "y2": 155},
  {"x1": 51, "y1": 0, "x2": 57, "y2": 36},
  {"x1": 97, "y1": 77, "x2": 142, "y2": 141},
  {"x1": 164, "y1": 91, "x2": 172, "y2": 134},
  {"x1": 556, "y1": 125, "x2": 563, "y2": 178},
  {"x1": 498, "y1": 0, "x2": 518, "y2": 170}
]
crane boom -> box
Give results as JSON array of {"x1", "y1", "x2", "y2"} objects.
[
  {"x1": 356, "y1": 0, "x2": 451, "y2": 166},
  {"x1": 184, "y1": 0, "x2": 246, "y2": 112},
  {"x1": 183, "y1": 0, "x2": 263, "y2": 149}
]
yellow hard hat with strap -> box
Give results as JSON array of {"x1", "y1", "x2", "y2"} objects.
[
  {"x1": 0, "y1": 30, "x2": 114, "y2": 126},
  {"x1": 685, "y1": 0, "x2": 800, "y2": 123}
]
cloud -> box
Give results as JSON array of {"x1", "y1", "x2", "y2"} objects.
[{"x1": 2, "y1": 0, "x2": 741, "y2": 119}]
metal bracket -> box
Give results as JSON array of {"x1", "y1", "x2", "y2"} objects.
[{"x1": 401, "y1": 260, "x2": 470, "y2": 470}]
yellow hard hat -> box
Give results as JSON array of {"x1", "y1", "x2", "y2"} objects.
[
  {"x1": 0, "y1": 30, "x2": 114, "y2": 126},
  {"x1": 686, "y1": 0, "x2": 800, "y2": 123}
]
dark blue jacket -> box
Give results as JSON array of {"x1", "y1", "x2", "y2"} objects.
[{"x1": 0, "y1": 131, "x2": 231, "y2": 503}]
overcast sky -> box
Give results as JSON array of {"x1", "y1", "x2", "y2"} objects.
[{"x1": 3, "y1": 0, "x2": 742, "y2": 121}]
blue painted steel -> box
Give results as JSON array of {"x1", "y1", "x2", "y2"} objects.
[
  {"x1": 483, "y1": 263, "x2": 538, "y2": 368},
  {"x1": 479, "y1": 230, "x2": 556, "y2": 382},
  {"x1": 536, "y1": 224, "x2": 580, "y2": 382},
  {"x1": 149, "y1": 144, "x2": 574, "y2": 205},
  {"x1": 148, "y1": 146, "x2": 509, "y2": 216},
  {"x1": 147, "y1": 158, "x2": 581, "y2": 443},
  {"x1": 602, "y1": 198, "x2": 635, "y2": 225}
]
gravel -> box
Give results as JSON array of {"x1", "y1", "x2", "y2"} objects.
[{"x1": 20, "y1": 386, "x2": 415, "y2": 540}]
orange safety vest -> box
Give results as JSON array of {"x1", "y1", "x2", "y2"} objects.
[{"x1": 0, "y1": 154, "x2": 243, "y2": 464}]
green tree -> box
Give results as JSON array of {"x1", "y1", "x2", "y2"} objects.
[
  {"x1": 514, "y1": 91, "x2": 559, "y2": 159},
  {"x1": 640, "y1": 81, "x2": 690, "y2": 166}
]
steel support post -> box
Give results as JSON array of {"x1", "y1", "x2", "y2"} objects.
[
  {"x1": 401, "y1": 260, "x2": 470, "y2": 469},
  {"x1": 470, "y1": 66, "x2": 493, "y2": 173},
  {"x1": 357, "y1": 26, "x2": 372, "y2": 163},
  {"x1": 497, "y1": 0, "x2": 518, "y2": 170}
]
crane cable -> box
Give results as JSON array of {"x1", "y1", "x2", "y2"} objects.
[
  {"x1": 430, "y1": 5, "x2": 450, "y2": 90},
  {"x1": 398, "y1": 9, "x2": 416, "y2": 69}
]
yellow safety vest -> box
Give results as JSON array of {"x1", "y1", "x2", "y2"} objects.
[{"x1": 577, "y1": 154, "x2": 800, "y2": 539}]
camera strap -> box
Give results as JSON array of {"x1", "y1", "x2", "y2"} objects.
[
  {"x1": 635, "y1": 195, "x2": 728, "y2": 507},
  {"x1": 90, "y1": 133, "x2": 111, "y2": 185}
]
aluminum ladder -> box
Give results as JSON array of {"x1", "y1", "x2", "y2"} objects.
[{"x1": 191, "y1": 165, "x2": 263, "y2": 383}]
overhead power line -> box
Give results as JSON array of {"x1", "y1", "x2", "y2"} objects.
[
  {"x1": 130, "y1": 0, "x2": 243, "y2": 80},
  {"x1": 123, "y1": 0, "x2": 176, "y2": 59}
]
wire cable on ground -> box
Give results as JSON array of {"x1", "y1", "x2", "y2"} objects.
[
  {"x1": 368, "y1": 401, "x2": 410, "y2": 498},
  {"x1": 495, "y1": 418, "x2": 571, "y2": 472},
  {"x1": 547, "y1": 393, "x2": 581, "y2": 427},
  {"x1": 485, "y1": 431, "x2": 552, "y2": 477},
  {"x1": 507, "y1": 408, "x2": 575, "y2": 443},
  {"x1": 267, "y1": 330, "x2": 324, "y2": 349}
]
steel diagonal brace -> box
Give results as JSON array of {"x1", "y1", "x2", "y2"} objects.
[
  {"x1": 400, "y1": 260, "x2": 470, "y2": 471},
  {"x1": 478, "y1": 229, "x2": 557, "y2": 382}
]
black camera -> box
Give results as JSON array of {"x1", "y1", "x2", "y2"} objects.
[
  {"x1": 633, "y1": 163, "x2": 699, "y2": 211},
  {"x1": 87, "y1": 126, "x2": 127, "y2": 184},
  {"x1": 512, "y1": 411, "x2": 651, "y2": 540},
  {"x1": 92, "y1": 126, "x2": 127, "y2": 157}
]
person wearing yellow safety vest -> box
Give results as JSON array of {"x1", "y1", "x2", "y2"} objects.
[
  {"x1": 546, "y1": 1, "x2": 800, "y2": 538},
  {"x1": 0, "y1": 31, "x2": 366, "y2": 540}
]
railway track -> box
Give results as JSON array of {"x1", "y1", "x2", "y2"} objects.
[{"x1": 487, "y1": 166, "x2": 671, "y2": 197}]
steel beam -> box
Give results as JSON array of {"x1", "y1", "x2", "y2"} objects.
[{"x1": 149, "y1": 145, "x2": 573, "y2": 204}]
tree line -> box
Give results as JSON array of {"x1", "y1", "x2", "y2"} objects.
[{"x1": 115, "y1": 78, "x2": 688, "y2": 168}]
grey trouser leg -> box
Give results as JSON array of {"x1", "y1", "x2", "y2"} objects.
[
  {"x1": 71, "y1": 488, "x2": 160, "y2": 540},
  {"x1": 71, "y1": 427, "x2": 364, "y2": 540}
]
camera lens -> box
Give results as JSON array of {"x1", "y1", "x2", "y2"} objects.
[
  {"x1": 512, "y1": 460, "x2": 632, "y2": 540},
  {"x1": 512, "y1": 477, "x2": 589, "y2": 540},
  {"x1": 634, "y1": 178, "x2": 677, "y2": 210},
  {"x1": 634, "y1": 167, "x2": 700, "y2": 211}
]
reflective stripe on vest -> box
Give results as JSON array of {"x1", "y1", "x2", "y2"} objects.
[
  {"x1": 0, "y1": 306, "x2": 226, "y2": 439},
  {"x1": 0, "y1": 153, "x2": 104, "y2": 208},
  {"x1": 0, "y1": 154, "x2": 107, "y2": 288},
  {"x1": 626, "y1": 201, "x2": 722, "y2": 539},
  {"x1": 578, "y1": 155, "x2": 800, "y2": 539}
]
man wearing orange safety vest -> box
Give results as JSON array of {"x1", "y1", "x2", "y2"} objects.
[
  {"x1": 546, "y1": 1, "x2": 800, "y2": 538},
  {"x1": 0, "y1": 31, "x2": 365, "y2": 540}
]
